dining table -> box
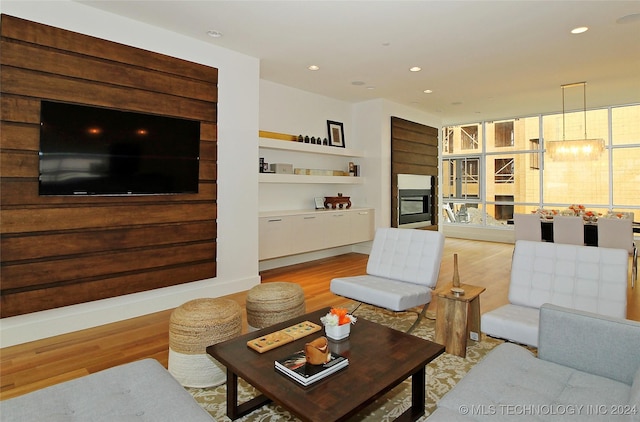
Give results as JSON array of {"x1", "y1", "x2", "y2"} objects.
[{"x1": 508, "y1": 219, "x2": 640, "y2": 247}]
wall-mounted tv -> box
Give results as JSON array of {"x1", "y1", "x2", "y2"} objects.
[{"x1": 39, "y1": 101, "x2": 200, "y2": 196}]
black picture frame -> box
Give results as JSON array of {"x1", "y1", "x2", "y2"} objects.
[{"x1": 327, "y1": 120, "x2": 345, "y2": 148}]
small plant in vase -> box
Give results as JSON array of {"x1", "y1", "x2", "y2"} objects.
[{"x1": 320, "y1": 308, "x2": 356, "y2": 341}]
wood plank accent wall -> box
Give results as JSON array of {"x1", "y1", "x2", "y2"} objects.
[
  {"x1": 0, "y1": 15, "x2": 218, "y2": 317},
  {"x1": 390, "y1": 116, "x2": 439, "y2": 229}
]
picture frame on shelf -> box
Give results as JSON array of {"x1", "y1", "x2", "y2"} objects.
[
  {"x1": 327, "y1": 120, "x2": 345, "y2": 148},
  {"x1": 314, "y1": 197, "x2": 326, "y2": 209}
]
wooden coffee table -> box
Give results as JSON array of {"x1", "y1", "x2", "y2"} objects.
[{"x1": 207, "y1": 307, "x2": 444, "y2": 422}]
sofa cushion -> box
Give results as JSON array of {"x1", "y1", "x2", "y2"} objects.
[
  {"x1": 434, "y1": 343, "x2": 631, "y2": 421},
  {"x1": 629, "y1": 368, "x2": 640, "y2": 422},
  {"x1": 0, "y1": 359, "x2": 214, "y2": 422}
]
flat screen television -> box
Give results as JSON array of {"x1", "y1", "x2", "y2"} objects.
[{"x1": 39, "y1": 101, "x2": 200, "y2": 196}]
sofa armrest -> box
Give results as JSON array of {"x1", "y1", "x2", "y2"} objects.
[{"x1": 538, "y1": 303, "x2": 640, "y2": 386}]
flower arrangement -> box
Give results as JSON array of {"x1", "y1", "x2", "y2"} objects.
[{"x1": 320, "y1": 307, "x2": 357, "y2": 327}]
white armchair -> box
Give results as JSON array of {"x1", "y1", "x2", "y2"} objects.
[{"x1": 330, "y1": 227, "x2": 444, "y2": 332}]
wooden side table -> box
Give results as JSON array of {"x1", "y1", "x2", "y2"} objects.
[{"x1": 434, "y1": 283, "x2": 486, "y2": 358}]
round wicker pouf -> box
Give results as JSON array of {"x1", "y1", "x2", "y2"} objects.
[
  {"x1": 168, "y1": 298, "x2": 241, "y2": 387},
  {"x1": 246, "y1": 282, "x2": 306, "y2": 331}
]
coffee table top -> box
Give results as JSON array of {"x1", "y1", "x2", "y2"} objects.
[{"x1": 207, "y1": 307, "x2": 444, "y2": 422}]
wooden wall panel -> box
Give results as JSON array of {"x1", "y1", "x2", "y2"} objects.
[
  {"x1": 391, "y1": 116, "x2": 439, "y2": 229},
  {"x1": 0, "y1": 15, "x2": 218, "y2": 317}
]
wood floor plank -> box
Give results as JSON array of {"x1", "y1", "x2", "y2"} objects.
[{"x1": 0, "y1": 238, "x2": 637, "y2": 400}]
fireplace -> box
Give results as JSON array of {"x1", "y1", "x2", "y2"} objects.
[{"x1": 399, "y1": 188, "x2": 433, "y2": 226}]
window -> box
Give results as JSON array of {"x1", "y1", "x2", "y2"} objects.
[
  {"x1": 461, "y1": 126, "x2": 479, "y2": 150},
  {"x1": 494, "y1": 122, "x2": 514, "y2": 147},
  {"x1": 443, "y1": 158, "x2": 480, "y2": 199},
  {"x1": 494, "y1": 158, "x2": 514, "y2": 183},
  {"x1": 529, "y1": 139, "x2": 540, "y2": 169},
  {"x1": 442, "y1": 104, "x2": 640, "y2": 227}
]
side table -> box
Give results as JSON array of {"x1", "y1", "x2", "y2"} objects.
[{"x1": 434, "y1": 283, "x2": 486, "y2": 358}]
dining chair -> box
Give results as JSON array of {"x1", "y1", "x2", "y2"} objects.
[
  {"x1": 552, "y1": 215, "x2": 584, "y2": 245},
  {"x1": 513, "y1": 213, "x2": 542, "y2": 241},
  {"x1": 597, "y1": 217, "x2": 637, "y2": 288}
]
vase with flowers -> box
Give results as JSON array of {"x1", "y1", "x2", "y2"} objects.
[{"x1": 320, "y1": 307, "x2": 357, "y2": 341}]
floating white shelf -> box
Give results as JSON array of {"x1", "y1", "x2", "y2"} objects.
[
  {"x1": 259, "y1": 173, "x2": 365, "y2": 184},
  {"x1": 259, "y1": 138, "x2": 365, "y2": 158}
]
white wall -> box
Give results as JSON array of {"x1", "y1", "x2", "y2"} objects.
[{"x1": 0, "y1": 1, "x2": 261, "y2": 347}]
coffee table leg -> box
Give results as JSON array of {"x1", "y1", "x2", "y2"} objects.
[
  {"x1": 226, "y1": 369, "x2": 272, "y2": 420},
  {"x1": 395, "y1": 366, "x2": 426, "y2": 421}
]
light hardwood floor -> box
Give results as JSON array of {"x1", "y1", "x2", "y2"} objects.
[{"x1": 1, "y1": 238, "x2": 637, "y2": 400}]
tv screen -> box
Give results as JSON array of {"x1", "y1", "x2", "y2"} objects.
[{"x1": 39, "y1": 101, "x2": 200, "y2": 196}]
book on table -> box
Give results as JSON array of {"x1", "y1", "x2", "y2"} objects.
[{"x1": 274, "y1": 350, "x2": 348, "y2": 386}]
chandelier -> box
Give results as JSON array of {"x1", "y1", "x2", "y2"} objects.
[{"x1": 546, "y1": 82, "x2": 605, "y2": 161}]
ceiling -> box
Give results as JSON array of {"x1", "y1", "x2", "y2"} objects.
[{"x1": 79, "y1": 1, "x2": 640, "y2": 125}]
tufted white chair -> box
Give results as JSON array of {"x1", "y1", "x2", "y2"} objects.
[
  {"x1": 330, "y1": 227, "x2": 444, "y2": 332},
  {"x1": 513, "y1": 213, "x2": 542, "y2": 242},
  {"x1": 481, "y1": 240, "x2": 628, "y2": 347},
  {"x1": 597, "y1": 217, "x2": 637, "y2": 288}
]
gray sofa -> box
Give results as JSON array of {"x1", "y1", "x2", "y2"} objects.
[
  {"x1": 0, "y1": 358, "x2": 214, "y2": 421},
  {"x1": 430, "y1": 304, "x2": 640, "y2": 421}
]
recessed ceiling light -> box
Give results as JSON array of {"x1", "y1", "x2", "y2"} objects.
[
  {"x1": 409, "y1": 66, "x2": 422, "y2": 72},
  {"x1": 308, "y1": 65, "x2": 320, "y2": 71},
  {"x1": 206, "y1": 30, "x2": 223, "y2": 38},
  {"x1": 423, "y1": 89, "x2": 433, "y2": 94},
  {"x1": 367, "y1": 86, "x2": 376, "y2": 90},
  {"x1": 571, "y1": 26, "x2": 589, "y2": 34}
]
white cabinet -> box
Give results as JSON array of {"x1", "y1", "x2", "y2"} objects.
[{"x1": 259, "y1": 208, "x2": 375, "y2": 260}]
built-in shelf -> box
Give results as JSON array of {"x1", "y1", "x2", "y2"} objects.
[
  {"x1": 259, "y1": 173, "x2": 365, "y2": 184},
  {"x1": 259, "y1": 138, "x2": 365, "y2": 158}
]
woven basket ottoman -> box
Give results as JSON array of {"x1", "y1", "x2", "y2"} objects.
[
  {"x1": 168, "y1": 298, "x2": 241, "y2": 387},
  {"x1": 246, "y1": 282, "x2": 306, "y2": 330}
]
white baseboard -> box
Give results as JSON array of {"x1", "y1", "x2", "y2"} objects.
[{"x1": 0, "y1": 276, "x2": 260, "y2": 348}]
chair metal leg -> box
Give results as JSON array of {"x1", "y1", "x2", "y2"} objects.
[
  {"x1": 407, "y1": 303, "x2": 429, "y2": 334},
  {"x1": 632, "y1": 244, "x2": 637, "y2": 289}
]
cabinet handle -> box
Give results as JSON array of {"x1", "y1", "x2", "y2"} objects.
[
  {"x1": 304, "y1": 216, "x2": 316, "y2": 219},
  {"x1": 334, "y1": 214, "x2": 345, "y2": 217},
  {"x1": 267, "y1": 219, "x2": 282, "y2": 222},
  {"x1": 358, "y1": 212, "x2": 369, "y2": 215}
]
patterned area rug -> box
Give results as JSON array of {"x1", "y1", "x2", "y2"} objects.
[{"x1": 187, "y1": 304, "x2": 505, "y2": 421}]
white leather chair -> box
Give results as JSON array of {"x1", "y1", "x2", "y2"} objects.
[
  {"x1": 552, "y1": 215, "x2": 584, "y2": 245},
  {"x1": 513, "y1": 213, "x2": 542, "y2": 241},
  {"x1": 481, "y1": 240, "x2": 629, "y2": 347},
  {"x1": 330, "y1": 227, "x2": 444, "y2": 332},
  {"x1": 598, "y1": 217, "x2": 637, "y2": 288}
]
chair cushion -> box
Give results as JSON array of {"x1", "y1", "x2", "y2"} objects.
[
  {"x1": 480, "y1": 304, "x2": 540, "y2": 347},
  {"x1": 509, "y1": 240, "x2": 628, "y2": 317},
  {"x1": 366, "y1": 228, "x2": 444, "y2": 288},
  {"x1": 330, "y1": 275, "x2": 432, "y2": 311}
]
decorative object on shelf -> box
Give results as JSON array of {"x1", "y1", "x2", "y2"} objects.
[
  {"x1": 323, "y1": 137, "x2": 329, "y2": 145},
  {"x1": 320, "y1": 307, "x2": 356, "y2": 341},
  {"x1": 304, "y1": 336, "x2": 331, "y2": 364},
  {"x1": 327, "y1": 120, "x2": 345, "y2": 148},
  {"x1": 298, "y1": 134, "x2": 304, "y2": 142},
  {"x1": 304, "y1": 135, "x2": 310, "y2": 143},
  {"x1": 314, "y1": 197, "x2": 325, "y2": 210},
  {"x1": 324, "y1": 196, "x2": 351, "y2": 209}
]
